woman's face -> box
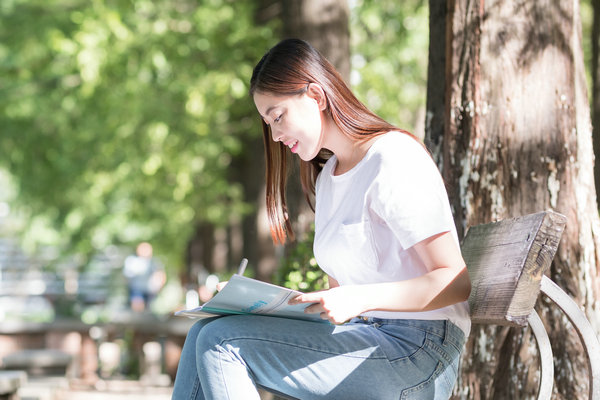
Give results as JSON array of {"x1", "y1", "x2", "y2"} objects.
[{"x1": 253, "y1": 87, "x2": 325, "y2": 161}]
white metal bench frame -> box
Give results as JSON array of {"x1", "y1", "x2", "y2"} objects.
[{"x1": 530, "y1": 276, "x2": 600, "y2": 399}]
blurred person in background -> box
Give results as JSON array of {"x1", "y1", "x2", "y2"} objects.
[{"x1": 123, "y1": 242, "x2": 166, "y2": 312}]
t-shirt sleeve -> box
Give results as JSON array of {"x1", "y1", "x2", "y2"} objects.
[{"x1": 369, "y1": 136, "x2": 456, "y2": 249}]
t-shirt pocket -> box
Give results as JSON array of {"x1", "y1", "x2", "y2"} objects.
[{"x1": 338, "y1": 220, "x2": 380, "y2": 272}]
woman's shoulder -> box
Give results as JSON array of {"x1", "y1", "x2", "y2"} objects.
[
  {"x1": 375, "y1": 130, "x2": 423, "y2": 146},
  {"x1": 369, "y1": 131, "x2": 429, "y2": 163}
]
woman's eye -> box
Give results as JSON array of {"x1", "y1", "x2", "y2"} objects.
[{"x1": 274, "y1": 114, "x2": 282, "y2": 123}]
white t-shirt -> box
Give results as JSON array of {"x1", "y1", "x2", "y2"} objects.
[{"x1": 313, "y1": 132, "x2": 471, "y2": 336}]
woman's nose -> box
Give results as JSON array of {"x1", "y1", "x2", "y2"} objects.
[{"x1": 271, "y1": 127, "x2": 283, "y2": 143}]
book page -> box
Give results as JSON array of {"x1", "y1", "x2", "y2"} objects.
[{"x1": 175, "y1": 274, "x2": 324, "y2": 322}]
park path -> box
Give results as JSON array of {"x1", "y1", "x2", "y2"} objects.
[{"x1": 17, "y1": 378, "x2": 172, "y2": 400}]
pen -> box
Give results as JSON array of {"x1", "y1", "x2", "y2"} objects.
[{"x1": 237, "y1": 258, "x2": 248, "y2": 276}]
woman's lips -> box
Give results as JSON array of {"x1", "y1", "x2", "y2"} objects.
[
  {"x1": 284, "y1": 139, "x2": 299, "y2": 153},
  {"x1": 290, "y1": 141, "x2": 299, "y2": 153}
]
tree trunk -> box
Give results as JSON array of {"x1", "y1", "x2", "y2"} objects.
[
  {"x1": 593, "y1": 0, "x2": 600, "y2": 205},
  {"x1": 281, "y1": 0, "x2": 350, "y2": 81},
  {"x1": 426, "y1": 1, "x2": 600, "y2": 399}
]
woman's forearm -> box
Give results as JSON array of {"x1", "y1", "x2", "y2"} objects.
[
  {"x1": 359, "y1": 266, "x2": 471, "y2": 313},
  {"x1": 293, "y1": 266, "x2": 470, "y2": 324}
]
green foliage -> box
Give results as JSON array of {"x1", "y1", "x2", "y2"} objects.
[
  {"x1": 276, "y1": 225, "x2": 329, "y2": 292},
  {"x1": 0, "y1": 0, "x2": 430, "y2": 289},
  {"x1": 351, "y1": 0, "x2": 429, "y2": 133},
  {"x1": 0, "y1": 0, "x2": 276, "y2": 269}
]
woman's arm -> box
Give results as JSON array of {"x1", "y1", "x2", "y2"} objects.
[
  {"x1": 327, "y1": 275, "x2": 339, "y2": 289},
  {"x1": 289, "y1": 231, "x2": 471, "y2": 324}
]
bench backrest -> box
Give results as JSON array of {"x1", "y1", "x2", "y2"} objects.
[{"x1": 462, "y1": 211, "x2": 566, "y2": 326}]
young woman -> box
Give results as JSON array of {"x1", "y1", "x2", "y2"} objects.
[{"x1": 172, "y1": 38, "x2": 471, "y2": 400}]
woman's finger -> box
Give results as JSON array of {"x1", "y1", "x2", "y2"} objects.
[
  {"x1": 303, "y1": 302, "x2": 324, "y2": 314},
  {"x1": 289, "y1": 291, "x2": 324, "y2": 305}
]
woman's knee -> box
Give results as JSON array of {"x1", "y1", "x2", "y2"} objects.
[
  {"x1": 189, "y1": 317, "x2": 211, "y2": 335},
  {"x1": 195, "y1": 315, "x2": 259, "y2": 353},
  {"x1": 195, "y1": 316, "x2": 235, "y2": 351},
  {"x1": 184, "y1": 317, "x2": 219, "y2": 348}
]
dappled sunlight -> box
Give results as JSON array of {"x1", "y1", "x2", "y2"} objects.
[{"x1": 287, "y1": 346, "x2": 379, "y2": 394}]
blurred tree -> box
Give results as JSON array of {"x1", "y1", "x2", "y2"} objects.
[
  {"x1": 427, "y1": 1, "x2": 600, "y2": 399},
  {"x1": 351, "y1": 0, "x2": 429, "y2": 137},
  {"x1": 0, "y1": 0, "x2": 274, "y2": 270},
  {"x1": 281, "y1": 0, "x2": 351, "y2": 80},
  {"x1": 0, "y1": 0, "x2": 432, "y2": 292}
]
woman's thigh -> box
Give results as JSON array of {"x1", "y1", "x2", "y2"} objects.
[{"x1": 196, "y1": 315, "x2": 462, "y2": 400}]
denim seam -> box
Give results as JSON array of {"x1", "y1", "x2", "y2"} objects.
[
  {"x1": 423, "y1": 327, "x2": 464, "y2": 352},
  {"x1": 400, "y1": 361, "x2": 444, "y2": 399},
  {"x1": 438, "y1": 328, "x2": 465, "y2": 354},
  {"x1": 217, "y1": 344, "x2": 233, "y2": 400},
  {"x1": 396, "y1": 336, "x2": 461, "y2": 397},
  {"x1": 219, "y1": 337, "x2": 388, "y2": 359},
  {"x1": 397, "y1": 336, "x2": 460, "y2": 398},
  {"x1": 383, "y1": 334, "x2": 428, "y2": 363},
  {"x1": 445, "y1": 337, "x2": 465, "y2": 354},
  {"x1": 190, "y1": 376, "x2": 201, "y2": 400},
  {"x1": 445, "y1": 326, "x2": 466, "y2": 351},
  {"x1": 379, "y1": 322, "x2": 446, "y2": 339},
  {"x1": 375, "y1": 325, "x2": 447, "y2": 364},
  {"x1": 424, "y1": 336, "x2": 453, "y2": 365}
]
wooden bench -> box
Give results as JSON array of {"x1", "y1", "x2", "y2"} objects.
[
  {"x1": 1, "y1": 349, "x2": 72, "y2": 378},
  {"x1": 0, "y1": 371, "x2": 26, "y2": 400},
  {"x1": 463, "y1": 210, "x2": 600, "y2": 399}
]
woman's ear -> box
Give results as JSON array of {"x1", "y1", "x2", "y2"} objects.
[{"x1": 306, "y1": 83, "x2": 327, "y2": 111}]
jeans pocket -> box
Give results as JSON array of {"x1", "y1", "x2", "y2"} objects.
[{"x1": 400, "y1": 361, "x2": 444, "y2": 399}]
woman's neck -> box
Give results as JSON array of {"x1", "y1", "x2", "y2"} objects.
[
  {"x1": 321, "y1": 117, "x2": 375, "y2": 176},
  {"x1": 333, "y1": 139, "x2": 373, "y2": 175}
]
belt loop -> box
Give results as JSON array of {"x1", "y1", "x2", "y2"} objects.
[{"x1": 443, "y1": 320, "x2": 448, "y2": 345}]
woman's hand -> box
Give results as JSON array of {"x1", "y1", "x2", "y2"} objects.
[{"x1": 288, "y1": 285, "x2": 369, "y2": 324}]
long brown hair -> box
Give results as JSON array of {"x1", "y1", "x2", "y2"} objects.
[{"x1": 250, "y1": 39, "x2": 411, "y2": 244}]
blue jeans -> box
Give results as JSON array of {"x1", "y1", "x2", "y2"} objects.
[{"x1": 172, "y1": 315, "x2": 465, "y2": 400}]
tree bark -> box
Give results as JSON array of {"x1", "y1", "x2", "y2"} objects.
[
  {"x1": 281, "y1": 0, "x2": 350, "y2": 81},
  {"x1": 593, "y1": 0, "x2": 600, "y2": 206},
  {"x1": 427, "y1": 1, "x2": 600, "y2": 398}
]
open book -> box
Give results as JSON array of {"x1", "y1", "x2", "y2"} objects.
[{"x1": 175, "y1": 274, "x2": 324, "y2": 322}]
